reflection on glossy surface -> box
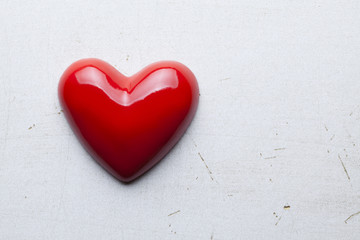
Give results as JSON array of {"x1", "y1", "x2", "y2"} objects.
[
  {"x1": 75, "y1": 67, "x2": 179, "y2": 106},
  {"x1": 58, "y1": 58, "x2": 199, "y2": 182}
]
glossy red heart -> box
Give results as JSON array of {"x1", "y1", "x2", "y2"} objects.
[{"x1": 58, "y1": 59, "x2": 199, "y2": 182}]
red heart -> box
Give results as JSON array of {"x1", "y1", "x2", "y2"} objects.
[{"x1": 58, "y1": 59, "x2": 199, "y2": 182}]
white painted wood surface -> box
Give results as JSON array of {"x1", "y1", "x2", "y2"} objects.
[{"x1": 1, "y1": 0, "x2": 360, "y2": 239}]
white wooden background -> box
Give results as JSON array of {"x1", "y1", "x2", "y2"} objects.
[{"x1": 1, "y1": 0, "x2": 360, "y2": 239}]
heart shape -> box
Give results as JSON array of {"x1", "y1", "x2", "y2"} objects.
[{"x1": 58, "y1": 59, "x2": 199, "y2": 182}]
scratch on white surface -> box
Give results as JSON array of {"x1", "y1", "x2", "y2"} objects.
[
  {"x1": 198, "y1": 152, "x2": 214, "y2": 181},
  {"x1": 190, "y1": 137, "x2": 197, "y2": 148},
  {"x1": 338, "y1": 154, "x2": 350, "y2": 181},
  {"x1": 345, "y1": 211, "x2": 360, "y2": 224},
  {"x1": 264, "y1": 156, "x2": 277, "y2": 160},
  {"x1": 44, "y1": 111, "x2": 61, "y2": 116},
  {"x1": 275, "y1": 216, "x2": 282, "y2": 226},
  {"x1": 192, "y1": 139, "x2": 216, "y2": 181},
  {"x1": 168, "y1": 210, "x2": 180, "y2": 217},
  {"x1": 219, "y1": 77, "x2": 231, "y2": 82},
  {"x1": 274, "y1": 148, "x2": 286, "y2": 151},
  {"x1": 273, "y1": 210, "x2": 286, "y2": 226}
]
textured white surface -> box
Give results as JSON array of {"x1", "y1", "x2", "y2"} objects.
[{"x1": 1, "y1": 0, "x2": 360, "y2": 239}]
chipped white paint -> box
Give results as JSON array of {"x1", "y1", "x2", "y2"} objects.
[{"x1": 1, "y1": 0, "x2": 360, "y2": 239}]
